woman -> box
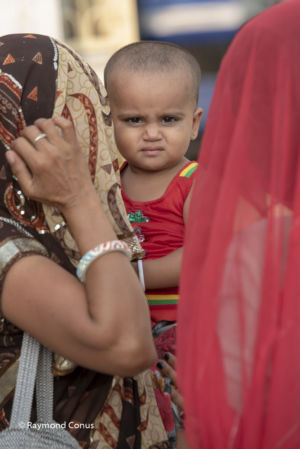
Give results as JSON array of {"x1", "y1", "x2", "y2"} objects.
[
  {"x1": 178, "y1": 1, "x2": 300, "y2": 448},
  {"x1": 0, "y1": 33, "x2": 169, "y2": 448}
]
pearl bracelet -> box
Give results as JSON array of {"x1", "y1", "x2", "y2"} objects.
[{"x1": 76, "y1": 240, "x2": 131, "y2": 282}]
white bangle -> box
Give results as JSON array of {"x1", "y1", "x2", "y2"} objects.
[
  {"x1": 137, "y1": 259, "x2": 145, "y2": 291},
  {"x1": 76, "y1": 240, "x2": 131, "y2": 282}
]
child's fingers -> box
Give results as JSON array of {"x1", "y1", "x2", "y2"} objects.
[
  {"x1": 164, "y1": 352, "x2": 176, "y2": 369},
  {"x1": 157, "y1": 357, "x2": 185, "y2": 414},
  {"x1": 157, "y1": 360, "x2": 178, "y2": 387},
  {"x1": 170, "y1": 385, "x2": 184, "y2": 410}
]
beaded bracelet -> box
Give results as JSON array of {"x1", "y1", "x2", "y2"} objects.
[{"x1": 76, "y1": 240, "x2": 131, "y2": 282}]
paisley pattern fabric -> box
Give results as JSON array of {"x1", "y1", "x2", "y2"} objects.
[
  {"x1": 0, "y1": 34, "x2": 167, "y2": 449},
  {"x1": 0, "y1": 33, "x2": 143, "y2": 266},
  {"x1": 92, "y1": 372, "x2": 169, "y2": 449},
  {"x1": 45, "y1": 39, "x2": 144, "y2": 265}
]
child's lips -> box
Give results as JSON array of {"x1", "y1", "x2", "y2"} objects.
[{"x1": 140, "y1": 147, "x2": 164, "y2": 155}]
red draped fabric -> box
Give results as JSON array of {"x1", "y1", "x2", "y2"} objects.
[{"x1": 178, "y1": 1, "x2": 300, "y2": 448}]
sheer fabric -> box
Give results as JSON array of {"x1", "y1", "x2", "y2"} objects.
[{"x1": 178, "y1": 1, "x2": 300, "y2": 448}]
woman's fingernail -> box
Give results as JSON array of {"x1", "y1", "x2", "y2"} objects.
[
  {"x1": 164, "y1": 353, "x2": 170, "y2": 361},
  {"x1": 5, "y1": 151, "x2": 15, "y2": 165},
  {"x1": 157, "y1": 361, "x2": 164, "y2": 370}
]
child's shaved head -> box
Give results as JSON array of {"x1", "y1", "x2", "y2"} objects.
[{"x1": 104, "y1": 41, "x2": 201, "y2": 106}]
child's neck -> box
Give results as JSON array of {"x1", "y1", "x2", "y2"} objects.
[{"x1": 121, "y1": 157, "x2": 189, "y2": 202}]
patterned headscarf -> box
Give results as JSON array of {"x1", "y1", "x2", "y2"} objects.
[{"x1": 0, "y1": 33, "x2": 143, "y2": 267}]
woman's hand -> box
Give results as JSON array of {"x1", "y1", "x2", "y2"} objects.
[
  {"x1": 7, "y1": 117, "x2": 94, "y2": 214},
  {"x1": 3, "y1": 115, "x2": 157, "y2": 375}
]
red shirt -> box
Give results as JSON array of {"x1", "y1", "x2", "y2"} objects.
[{"x1": 122, "y1": 161, "x2": 198, "y2": 324}]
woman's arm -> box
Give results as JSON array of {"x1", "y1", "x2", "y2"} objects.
[{"x1": 2, "y1": 117, "x2": 156, "y2": 376}]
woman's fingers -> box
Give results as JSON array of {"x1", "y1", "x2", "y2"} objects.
[
  {"x1": 20, "y1": 118, "x2": 76, "y2": 153},
  {"x1": 37, "y1": 117, "x2": 86, "y2": 165},
  {"x1": 8, "y1": 117, "x2": 94, "y2": 209},
  {"x1": 5, "y1": 149, "x2": 34, "y2": 197},
  {"x1": 10, "y1": 122, "x2": 57, "y2": 183},
  {"x1": 20, "y1": 122, "x2": 50, "y2": 149},
  {"x1": 52, "y1": 116, "x2": 78, "y2": 146}
]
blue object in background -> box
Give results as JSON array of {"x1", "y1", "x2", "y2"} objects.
[
  {"x1": 136, "y1": 1, "x2": 247, "y2": 137},
  {"x1": 137, "y1": 0, "x2": 247, "y2": 44},
  {"x1": 198, "y1": 73, "x2": 216, "y2": 132}
]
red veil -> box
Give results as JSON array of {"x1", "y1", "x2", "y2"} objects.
[{"x1": 178, "y1": 1, "x2": 300, "y2": 448}]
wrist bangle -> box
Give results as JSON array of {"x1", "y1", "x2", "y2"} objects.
[
  {"x1": 76, "y1": 240, "x2": 130, "y2": 282},
  {"x1": 137, "y1": 259, "x2": 145, "y2": 291}
]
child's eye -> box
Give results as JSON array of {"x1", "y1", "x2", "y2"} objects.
[
  {"x1": 162, "y1": 116, "x2": 177, "y2": 124},
  {"x1": 125, "y1": 117, "x2": 142, "y2": 124}
]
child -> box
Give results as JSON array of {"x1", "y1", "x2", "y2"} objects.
[
  {"x1": 104, "y1": 40, "x2": 201, "y2": 449},
  {"x1": 104, "y1": 41, "x2": 202, "y2": 351}
]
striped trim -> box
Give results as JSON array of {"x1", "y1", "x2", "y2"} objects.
[
  {"x1": 146, "y1": 294, "x2": 179, "y2": 306},
  {"x1": 179, "y1": 161, "x2": 198, "y2": 178},
  {"x1": 149, "y1": 304, "x2": 176, "y2": 310}
]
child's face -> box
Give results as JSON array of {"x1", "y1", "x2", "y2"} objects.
[{"x1": 108, "y1": 69, "x2": 202, "y2": 173}]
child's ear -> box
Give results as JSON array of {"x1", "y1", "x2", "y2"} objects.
[{"x1": 191, "y1": 108, "x2": 203, "y2": 140}]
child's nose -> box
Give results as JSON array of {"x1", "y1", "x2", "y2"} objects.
[{"x1": 144, "y1": 123, "x2": 161, "y2": 140}]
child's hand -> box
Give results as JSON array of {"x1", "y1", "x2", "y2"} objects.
[{"x1": 157, "y1": 352, "x2": 184, "y2": 410}]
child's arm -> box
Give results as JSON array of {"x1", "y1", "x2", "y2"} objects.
[
  {"x1": 132, "y1": 186, "x2": 194, "y2": 289},
  {"x1": 183, "y1": 187, "x2": 193, "y2": 224},
  {"x1": 135, "y1": 247, "x2": 183, "y2": 289}
]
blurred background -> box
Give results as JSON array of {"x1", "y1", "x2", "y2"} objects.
[{"x1": 0, "y1": 0, "x2": 284, "y2": 159}]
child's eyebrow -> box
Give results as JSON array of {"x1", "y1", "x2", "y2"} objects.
[
  {"x1": 161, "y1": 111, "x2": 185, "y2": 117},
  {"x1": 116, "y1": 112, "x2": 143, "y2": 118},
  {"x1": 115, "y1": 110, "x2": 186, "y2": 119}
]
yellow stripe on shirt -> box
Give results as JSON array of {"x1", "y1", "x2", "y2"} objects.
[{"x1": 179, "y1": 161, "x2": 198, "y2": 178}]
